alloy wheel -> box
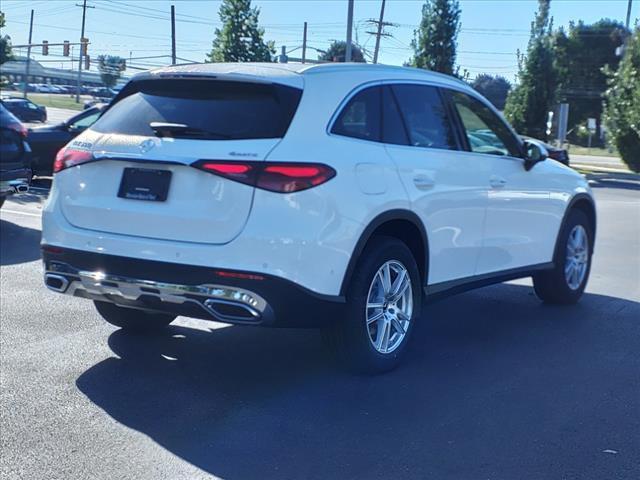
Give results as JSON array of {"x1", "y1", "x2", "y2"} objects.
[{"x1": 365, "y1": 260, "x2": 413, "y2": 354}]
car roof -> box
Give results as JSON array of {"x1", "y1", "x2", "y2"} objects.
[{"x1": 137, "y1": 62, "x2": 470, "y2": 91}]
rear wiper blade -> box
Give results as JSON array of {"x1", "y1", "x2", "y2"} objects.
[{"x1": 149, "y1": 122, "x2": 232, "y2": 139}]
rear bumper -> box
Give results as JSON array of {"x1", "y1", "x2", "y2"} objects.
[{"x1": 42, "y1": 247, "x2": 345, "y2": 328}]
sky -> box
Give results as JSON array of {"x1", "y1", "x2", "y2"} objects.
[{"x1": 0, "y1": 0, "x2": 637, "y2": 81}]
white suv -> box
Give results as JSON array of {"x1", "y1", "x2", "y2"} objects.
[{"x1": 42, "y1": 63, "x2": 595, "y2": 373}]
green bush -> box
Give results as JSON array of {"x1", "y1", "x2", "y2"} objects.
[{"x1": 603, "y1": 27, "x2": 640, "y2": 173}]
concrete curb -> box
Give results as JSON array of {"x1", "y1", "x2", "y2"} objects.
[{"x1": 571, "y1": 163, "x2": 635, "y2": 175}]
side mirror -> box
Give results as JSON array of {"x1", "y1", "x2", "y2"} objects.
[{"x1": 523, "y1": 140, "x2": 548, "y2": 171}]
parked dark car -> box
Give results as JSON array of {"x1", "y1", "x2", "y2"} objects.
[
  {"x1": 28, "y1": 104, "x2": 106, "y2": 176},
  {"x1": 0, "y1": 103, "x2": 28, "y2": 138},
  {"x1": 1, "y1": 98, "x2": 47, "y2": 123},
  {"x1": 0, "y1": 126, "x2": 32, "y2": 208},
  {"x1": 521, "y1": 136, "x2": 569, "y2": 166}
]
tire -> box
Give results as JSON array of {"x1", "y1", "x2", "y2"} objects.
[
  {"x1": 94, "y1": 301, "x2": 175, "y2": 333},
  {"x1": 0, "y1": 197, "x2": 5, "y2": 209},
  {"x1": 533, "y1": 209, "x2": 593, "y2": 304},
  {"x1": 323, "y1": 236, "x2": 422, "y2": 374}
]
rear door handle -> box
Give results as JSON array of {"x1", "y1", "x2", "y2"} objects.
[
  {"x1": 413, "y1": 175, "x2": 435, "y2": 190},
  {"x1": 489, "y1": 176, "x2": 507, "y2": 188}
]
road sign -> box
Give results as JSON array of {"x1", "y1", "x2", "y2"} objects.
[{"x1": 587, "y1": 118, "x2": 597, "y2": 133}]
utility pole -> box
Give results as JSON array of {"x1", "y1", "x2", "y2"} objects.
[
  {"x1": 75, "y1": 0, "x2": 94, "y2": 103},
  {"x1": 302, "y1": 22, "x2": 308, "y2": 64},
  {"x1": 345, "y1": 0, "x2": 354, "y2": 62},
  {"x1": 22, "y1": 9, "x2": 34, "y2": 98},
  {"x1": 373, "y1": 0, "x2": 385, "y2": 64},
  {"x1": 171, "y1": 5, "x2": 176, "y2": 65},
  {"x1": 366, "y1": 0, "x2": 397, "y2": 64},
  {"x1": 626, "y1": 0, "x2": 632, "y2": 30}
]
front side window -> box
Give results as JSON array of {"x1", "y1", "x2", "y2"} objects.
[
  {"x1": 391, "y1": 84, "x2": 457, "y2": 150},
  {"x1": 70, "y1": 111, "x2": 101, "y2": 131},
  {"x1": 449, "y1": 91, "x2": 522, "y2": 157},
  {"x1": 331, "y1": 86, "x2": 381, "y2": 142}
]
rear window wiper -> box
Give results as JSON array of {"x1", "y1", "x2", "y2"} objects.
[{"x1": 149, "y1": 122, "x2": 233, "y2": 139}]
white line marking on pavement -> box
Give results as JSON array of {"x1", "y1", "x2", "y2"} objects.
[{"x1": 0, "y1": 209, "x2": 42, "y2": 218}]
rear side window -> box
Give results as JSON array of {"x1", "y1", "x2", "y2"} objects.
[
  {"x1": 391, "y1": 84, "x2": 457, "y2": 150},
  {"x1": 331, "y1": 86, "x2": 381, "y2": 142},
  {"x1": 92, "y1": 79, "x2": 302, "y2": 140}
]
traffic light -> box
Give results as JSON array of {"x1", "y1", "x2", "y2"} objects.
[
  {"x1": 80, "y1": 38, "x2": 88, "y2": 56},
  {"x1": 85, "y1": 55, "x2": 90, "y2": 70},
  {"x1": 63, "y1": 41, "x2": 70, "y2": 57},
  {"x1": 42, "y1": 40, "x2": 49, "y2": 55}
]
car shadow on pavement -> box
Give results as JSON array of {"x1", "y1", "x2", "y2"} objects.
[
  {"x1": 75, "y1": 283, "x2": 640, "y2": 479},
  {"x1": 0, "y1": 218, "x2": 41, "y2": 265}
]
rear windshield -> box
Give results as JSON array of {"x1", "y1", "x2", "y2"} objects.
[{"x1": 92, "y1": 79, "x2": 302, "y2": 140}]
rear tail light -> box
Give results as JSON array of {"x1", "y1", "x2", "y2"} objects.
[
  {"x1": 193, "y1": 161, "x2": 336, "y2": 193},
  {"x1": 53, "y1": 148, "x2": 94, "y2": 173},
  {"x1": 8, "y1": 122, "x2": 28, "y2": 138}
]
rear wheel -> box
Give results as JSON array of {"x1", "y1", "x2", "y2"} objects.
[
  {"x1": 323, "y1": 236, "x2": 421, "y2": 374},
  {"x1": 94, "y1": 301, "x2": 175, "y2": 332},
  {"x1": 533, "y1": 209, "x2": 593, "y2": 304}
]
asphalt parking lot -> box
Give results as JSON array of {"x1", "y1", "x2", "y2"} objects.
[{"x1": 1, "y1": 173, "x2": 639, "y2": 479}]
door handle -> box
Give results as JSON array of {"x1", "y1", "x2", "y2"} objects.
[
  {"x1": 413, "y1": 175, "x2": 434, "y2": 190},
  {"x1": 489, "y1": 176, "x2": 507, "y2": 188}
]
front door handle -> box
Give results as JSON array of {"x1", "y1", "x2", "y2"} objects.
[
  {"x1": 413, "y1": 175, "x2": 435, "y2": 190},
  {"x1": 489, "y1": 176, "x2": 507, "y2": 188}
]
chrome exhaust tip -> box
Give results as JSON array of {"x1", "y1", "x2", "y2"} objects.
[
  {"x1": 44, "y1": 273, "x2": 69, "y2": 293},
  {"x1": 203, "y1": 298, "x2": 261, "y2": 322}
]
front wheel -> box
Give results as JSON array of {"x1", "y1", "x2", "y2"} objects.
[
  {"x1": 533, "y1": 209, "x2": 593, "y2": 304},
  {"x1": 94, "y1": 301, "x2": 176, "y2": 333},
  {"x1": 323, "y1": 236, "x2": 422, "y2": 374}
]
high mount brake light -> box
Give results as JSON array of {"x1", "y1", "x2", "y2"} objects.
[
  {"x1": 53, "y1": 148, "x2": 94, "y2": 173},
  {"x1": 193, "y1": 161, "x2": 336, "y2": 193}
]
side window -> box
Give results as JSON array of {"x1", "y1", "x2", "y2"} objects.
[
  {"x1": 70, "y1": 111, "x2": 100, "y2": 131},
  {"x1": 381, "y1": 86, "x2": 409, "y2": 145},
  {"x1": 449, "y1": 91, "x2": 522, "y2": 157},
  {"x1": 331, "y1": 86, "x2": 381, "y2": 142},
  {"x1": 391, "y1": 84, "x2": 457, "y2": 150}
]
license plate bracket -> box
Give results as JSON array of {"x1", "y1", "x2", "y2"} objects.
[{"x1": 117, "y1": 167, "x2": 172, "y2": 202}]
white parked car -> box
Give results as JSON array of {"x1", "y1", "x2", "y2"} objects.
[{"x1": 42, "y1": 63, "x2": 596, "y2": 373}]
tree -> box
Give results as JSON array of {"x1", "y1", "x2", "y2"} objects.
[
  {"x1": 318, "y1": 40, "x2": 365, "y2": 63},
  {"x1": 410, "y1": 0, "x2": 461, "y2": 75},
  {"x1": 207, "y1": 0, "x2": 274, "y2": 63},
  {"x1": 554, "y1": 19, "x2": 627, "y2": 146},
  {"x1": 0, "y1": 11, "x2": 15, "y2": 65},
  {"x1": 504, "y1": 0, "x2": 558, "y2": 139},
  {"x1": 603, "y1": 27, "x2": 640, "y2": 172},
  {"x1": 472, "y1": 74, "x2": 511, "y2": 110},
  {"x1": 97, "y1": 55, "x2": 126, "y2": 88}
]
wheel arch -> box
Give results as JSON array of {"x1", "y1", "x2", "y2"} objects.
[
  {"x1": 553, "y1": 193, "x2": 597, "y2": 261},
  {"x1": 339, "y1": 209, "x2": 429, "y2": 296}
]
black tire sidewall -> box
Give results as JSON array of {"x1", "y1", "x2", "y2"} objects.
[
  {"x1": 341, "y1": 236, "x2": 422, "y2": 373},
  {"x1": 535, "y1": 209, "x2": 593, "y2": 304}
]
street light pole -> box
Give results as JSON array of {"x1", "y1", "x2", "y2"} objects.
[
  {"x1": 345, "y1": 0, "x2": 354, "y2": 62},
  {"x1": 171, "y1": 5, "x2": 176, "y2": 65},
  {"x1": 626, "y1": 0, "x2": 632, "y2": 30},
  {"x1": 23, "y1": 10, "x2": 34, "y2": 99}
]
